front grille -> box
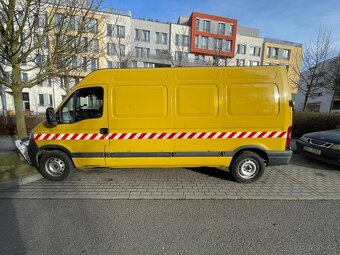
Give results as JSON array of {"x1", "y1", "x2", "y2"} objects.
[{"x1": 307, "y1": 138, "x2": 333, "y2": 148}]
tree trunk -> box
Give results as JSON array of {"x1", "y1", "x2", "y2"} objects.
[
  {"x1": 329, "y1": 93, "x2": 335, "y2": 113},
  {"x1": 11, "y1": 65, "x2": 27, "y2": 138},
  {"x1": 13, "y1": 86, "x2": 26, "y2": 138},
  {"x1": 302, "y1": 94, "x2": 309, "y2": 111}
]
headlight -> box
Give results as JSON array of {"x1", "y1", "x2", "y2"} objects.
[
  {"x1": 331, "y1": 144, "x2": 340, "y2": 150},
  {"x1": 300, "y1": 135, "x2": 309, "y2": 143}
]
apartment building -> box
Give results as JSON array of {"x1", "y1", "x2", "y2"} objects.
[
  {"x1": 0, "y1": 8, "x2": 303, "y2": 115},
  {"x1": 230, "y1": 26, "x2": 263, "y2": 67},
  {"x1": 262, "y1": 38, "x2": 302, "y2": 93}
]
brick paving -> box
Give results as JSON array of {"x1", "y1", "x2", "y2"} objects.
[{"x1": 0, "y1": 154, "x2": 339, "y2": 200}]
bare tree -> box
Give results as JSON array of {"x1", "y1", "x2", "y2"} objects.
[
  {"x1": 290, "y1": 27, "x2": 333, "y2": 111},
  {"x1": 0, "y1": 0, "x2": 103, "y2": 138},
  {"x1": 170, "y1": 26, "x2": 191, "y2": 67}
]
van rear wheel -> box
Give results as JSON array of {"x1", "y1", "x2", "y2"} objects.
[
  {"x1": 230, "y1": 151, "x2": 265, "y2": 183},
  {"x1": 39, "y1": 150, "x2": 73, "y2": 181}
]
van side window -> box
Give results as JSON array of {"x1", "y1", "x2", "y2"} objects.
[{"x1": 59, "y1": 87, "x2": 104, "y2": 124}]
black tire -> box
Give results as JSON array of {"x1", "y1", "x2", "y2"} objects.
[
  {"x1": 39, "y1": 150, "x2": 73, "y2": 181},
  {"x1": 230, "y1": 151, "x2": 265, "y2": 183}
]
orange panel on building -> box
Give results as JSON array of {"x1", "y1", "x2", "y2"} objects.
[{"x1": 188, "y1": 12, "x2": 237, "y2": 58}]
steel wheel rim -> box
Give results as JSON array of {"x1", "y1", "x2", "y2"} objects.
[
  {"x1": 237, "y1": 158, "x2": 258, "y2": 179},
  {"x1": 45, "y1": 157, "x2": 65, "y2": 177}
]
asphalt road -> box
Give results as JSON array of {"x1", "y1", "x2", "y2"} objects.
[{"x1": 0, "y1": 200, "x2": 339, "y2": 255}]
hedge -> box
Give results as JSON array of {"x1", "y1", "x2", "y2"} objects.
[
  {"x1": 293, "y1": 112, "x2": 340, "y2": 137},
  {"x1": 0, "y1": 115, "x2": 45, "y2": 136}
]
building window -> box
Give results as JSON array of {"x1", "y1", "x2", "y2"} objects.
[
  {"x1": 107, "y1": 43, "x2": 115, "y2": 55},
  {"x1": 203, "y1": 20, "x2": 211, "y2": 32},
  {"x1": 195, "y1": 36, "x2": 199, "y2": 48},
  {"x1": 70, "y1": 15, "x2": 77, "y2": 31},
  {"x1": 225, "y1": 40, "x2": 232, "y2": 52},
  {"x1": 229, "y1": 24, "x2": 234, "y2": 35},
  {"x1": 332, "y1": 101, "x2": 340, "y2": 110},
  {"x1": 250, "y1": 61, "x2": 259, "y2": 66},
  {"x1": 196, "y1": 18, "x2": 200, "y2": 30},
  {"x1": 143, "y1": 62, "x2": 154, "y2": 68},
  {"x1": 182, "y1": 35, "x2": 189, "y2": 47},
  {"x1": 237, "y1": 44, "x2": 246, "y2": 55},
  {"x1": 107, "y1": 60, "x2": 113, "y2": 68},
  {"x1": 135, "y1": 29, "x2": 150, "y2": 42},
  {"x1": 202, "y1": 36, "x2": 208, "y2": 49},
  {"x1": 162, "y1": 33, "x2": 168, "y2": 45},
  {"x1": 49, "y1": 95, "x2": 53, "y2": 106},
  {"x1": 156, "y1": 32, "x2": 167, "y2": 45},
  {"x1": 82, "y1": 57, "x2": 87, "y2": 72},
  {"x1": 132, "y1": 61, "x2": 137, "y2": 68},
  {"x1": 20, "y1": 72, "x2": 28, "y2": 81},
  {"x1": 249, "y1": 46, "x2": 261, "y2": 56},
  {"x1": 135, "y1": 47, "x2": 150, "y2": 58},
  {"x1": 38, "y1": 94, "x2": 44, "y2": 106},
  {"x1": 118, "y1": 44, "x2": 125, "y2": 57},
  {"x1": 175, "y1": 34, "x2": 180, "y2": 46},
  {"x1": 251, "y1": 46, "x2": 261, "y2": 57},
  {"x1": 236, "y1": 59, "x2": 245, "y2": 66},
  {"x1": 90, "y1": 58, "x2": 99, "y2": 71},
  {"x1": 107, "y1": 24, "x2": 113, "y2": 36},
  {"x1": 89, "y1": 39, "x2": 99, "y2": 53},
  {"x1": 215, "y1": 39, "x2": 222, "y2": 51},
  {"x1": 175, "y1": 51, "x2": 188, "y2": 62},
  {"x1": 270, "y1": 47, "x2": 279, "y2": 58},
  {"x1": 283, "y1": 49, "x2": 291, "y2": 60},
  {"x1": 218, "y1": 23, "x2": 225, "y2": 34},
  {"x1": 117, "y1": 25, "x2": 125, "y2": 38},
  {"x1": 156, "y1": 32, "x2": 161, "y2": 44},
  {"x1": 86, "y1": 18, "x2": 98, "y2": 34}
]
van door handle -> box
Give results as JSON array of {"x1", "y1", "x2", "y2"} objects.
[{"x1": 100, "y1": 128, "x2": 109, "y2": 134}]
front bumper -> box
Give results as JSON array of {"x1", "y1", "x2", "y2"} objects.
[
  {"x1": 296, "y1": 139, "x2": 340, "y2": 166},
  {"x1": 15, "y1": 138, "x2": 39, "y2": 166}
]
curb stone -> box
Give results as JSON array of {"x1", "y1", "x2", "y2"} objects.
[{"x1": 0, "y1": 173, "x2": 43, "y2": 191}]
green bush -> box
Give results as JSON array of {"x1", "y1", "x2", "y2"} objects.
[{"x1": 293, "y1": 112, "x2": 340, "y2": 137}]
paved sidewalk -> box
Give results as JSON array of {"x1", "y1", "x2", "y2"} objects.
[{"x1": 0, "y1": 154, "x2": 339, "y2": 200}]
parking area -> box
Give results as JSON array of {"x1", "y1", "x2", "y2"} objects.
[{"x1": 0, "y1": 153, "x2": 339, "y2": 200}]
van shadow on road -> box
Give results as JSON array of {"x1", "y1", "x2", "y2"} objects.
[{"x1": 186, "y1": 167, "x2": 236, "y2": 182}]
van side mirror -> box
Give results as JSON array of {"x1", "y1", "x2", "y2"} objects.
[{"x1": 46, "y1": 107, "x2": 58, "y2": 126}]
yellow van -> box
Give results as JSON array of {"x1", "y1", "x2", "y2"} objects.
[{"x1": 16, "y1": 66, "x2": 293, "y2": 183}]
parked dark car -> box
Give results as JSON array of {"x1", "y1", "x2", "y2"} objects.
[{"x1": 296, "y1": 129, "x2": 340, "y2": 166}]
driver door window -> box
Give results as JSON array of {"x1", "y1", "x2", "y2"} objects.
[{"x1": 59, "y1": 87, "x2": 104, "y2": 124}]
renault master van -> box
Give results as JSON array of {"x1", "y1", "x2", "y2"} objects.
[{"x1": 16, "y1": 66, "x2": 293, "y2": 183}]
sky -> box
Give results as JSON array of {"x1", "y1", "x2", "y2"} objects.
[{"x1": 102, "y1": 0, "x2": 340, "y2": 50}]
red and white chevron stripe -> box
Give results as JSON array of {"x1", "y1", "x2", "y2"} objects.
[{"x1": 34, "y1": 131, "x2": 287, "y2": 141}]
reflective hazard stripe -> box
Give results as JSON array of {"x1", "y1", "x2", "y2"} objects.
[{"x1": 34, "y1": 131, "x2": 287, "y2": 141}]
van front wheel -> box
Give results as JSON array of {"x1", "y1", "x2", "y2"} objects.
[
  {"x1": 39, "y1": 150, "x2": 73, "y2": 181},
  {"x1": 230, "y1": 152, "x2": 265, "y2": 183}
]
